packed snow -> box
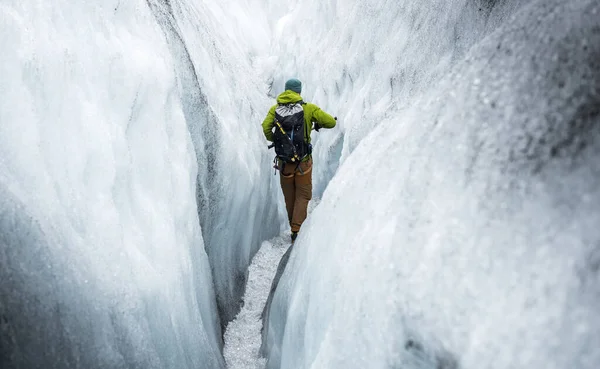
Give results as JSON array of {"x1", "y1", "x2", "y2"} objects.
[
  {"x1": 223, "y1": 200, "x2": 319, "y2": 369},
  {"x1": 223, "y1": 235, "x2": 290, "y2": 369}
]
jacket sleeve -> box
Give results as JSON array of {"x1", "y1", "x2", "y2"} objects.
[
  {"x1": 261, "y1": 106, "x2": 276, "y2": 142},
  {"x1": 311, "y1": 105, "x2": 337, "y2": 129}
]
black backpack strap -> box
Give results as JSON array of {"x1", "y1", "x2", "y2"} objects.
[{"x1": 278, "y1": 100, "x2": 305, "y2": 106}]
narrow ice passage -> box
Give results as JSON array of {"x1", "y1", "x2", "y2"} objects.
[
  {"x1": 223, "y1": 200, "x2": 320, "y2": 368},
  {"x1": 222, "y1": 234, "x2": 290, "y2": 369},
  {"x1": 2, "y1": 0, "x2": 599, "y2": 368}
]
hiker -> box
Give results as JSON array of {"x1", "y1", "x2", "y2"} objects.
[{"x1": 261, "y1": 78, "x2": 337, "y2": 242}]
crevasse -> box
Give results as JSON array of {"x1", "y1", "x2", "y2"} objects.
[{"x1": 1, "y1": 0, "x2": 599, "y2": 369}]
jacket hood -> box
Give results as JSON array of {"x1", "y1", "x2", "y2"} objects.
[{"x1": 276, "y1": 90, "x2": 303, "y2": 104}]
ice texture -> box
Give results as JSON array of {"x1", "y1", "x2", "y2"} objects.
[
  {"x1": 263, "y1": 0, "x2": 600, "y2": 368},
  {"x1": 223, "y1": 235, "x2": 290, "y2": 369},
  {"x1": 144, "y1": 0, "x2": 283, "y2": 328},
  {"x1": 267, "y1": 0, "x2": 522, "y2": 198},
  {"x1": 0, "y1": 0, "x2": 277, "y2": 368},
  {"x1": 2, "y1": 0, "x2": 599, "y2": 368},
  {"x1": 223, "y1": 200, "x2": 320, "y2": 369}
]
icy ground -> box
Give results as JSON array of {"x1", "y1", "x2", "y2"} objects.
[
  {"x1": 223, "y1": 234, "x2": 290, "y2": 369},
  {"x1": 223, "y1": 200, "x2": 320, "y2": 369}
]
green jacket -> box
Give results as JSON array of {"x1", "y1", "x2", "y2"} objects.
[{"x1": 261, "y1": 90, "x2": 336, "y2": 143}]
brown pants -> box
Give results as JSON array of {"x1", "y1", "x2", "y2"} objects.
[{"x1": 279, "y1": 159, "x2": 312, "y2": 233}]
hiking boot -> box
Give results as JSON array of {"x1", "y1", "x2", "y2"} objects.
[{"x1": 291, "y1": 232, "x2": 298, "y2": 243}]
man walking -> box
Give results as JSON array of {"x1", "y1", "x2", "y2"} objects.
[{"x1": 261, "y1": 78, "x2": 337, "y2": 242}]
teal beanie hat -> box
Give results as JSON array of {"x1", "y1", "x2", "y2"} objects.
[{"x1": 285, "y1": 78, "x2": 302, "y2": 94}]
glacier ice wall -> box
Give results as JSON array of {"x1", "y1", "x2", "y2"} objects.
[
  {"x1": 263, "y1": 0, "x2": 600, "y2": 368},
  {"x1": 0, "y1": 0, "x2": 277, "y2": 367},
  {"x1": 144, "y1": 0, "x2": 282, "y2": 328},
  {"x1": 268, "y1": 0, "x2": 522, "y2": 197}
]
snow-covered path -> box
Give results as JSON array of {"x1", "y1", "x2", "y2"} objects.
[
  {"x1": 223, "y1": 199, "x2": 320, "y2": 369},
  {"x1": 223, "y1": 234, "x2": 290, "y2": 369}
]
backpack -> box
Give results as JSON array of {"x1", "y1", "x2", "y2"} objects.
[{"x1": 272, "y1": 101, "x2": 311, "y2": 163}]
